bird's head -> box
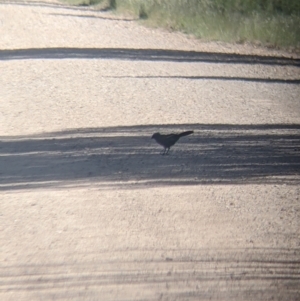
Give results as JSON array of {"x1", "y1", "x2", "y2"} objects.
[{"x1": 151, "y1": 133, "x2": 160, "y2": 139}]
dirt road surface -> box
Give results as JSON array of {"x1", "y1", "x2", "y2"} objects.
[{"x1": 1, "y1": 1, "x2": 300, "y2": 300}]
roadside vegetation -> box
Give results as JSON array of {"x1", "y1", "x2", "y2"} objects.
[{"x1": 63, "y1": 0, "x2": 300, "y2": 51}]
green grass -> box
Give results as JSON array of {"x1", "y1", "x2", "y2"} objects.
[{"x1": 62, "y1": 0, "x2": 300, "y2": 51}]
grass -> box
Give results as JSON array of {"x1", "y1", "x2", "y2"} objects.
[{"x1": 61, "y1": 0, "x2": 300, "y2": 51}]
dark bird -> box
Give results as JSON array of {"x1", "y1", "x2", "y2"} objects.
[{"x1": 151, "y1": 131, "x2": 193, "y2": 155}]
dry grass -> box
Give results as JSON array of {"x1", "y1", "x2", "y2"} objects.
[{"x1": 62, "y1": 0, "x2": 300, "y2": 50}]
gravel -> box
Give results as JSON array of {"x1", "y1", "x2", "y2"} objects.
[{"x1": 1, "y1": 1, "x2": 300, "y2": 300}]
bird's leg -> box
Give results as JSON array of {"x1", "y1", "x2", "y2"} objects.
[
  {"x1": 160, "y1": 148, "x2": 166, "y2": 155},
  {"x1": 165, "y1": 148, "x2": 170, "y2": 155}
]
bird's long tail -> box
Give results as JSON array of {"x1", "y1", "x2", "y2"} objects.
[{"x1": 178, "y1": 130, "x2": 194, "y2": 137}]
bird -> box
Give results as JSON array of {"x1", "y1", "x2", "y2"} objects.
[{"x1": 151, "y1": 131, "x2": 193, "y2": 155}]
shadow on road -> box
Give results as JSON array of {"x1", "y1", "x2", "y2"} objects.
[
  {"x1": 1, "y1": 123, "x2": 299, "y2": 190},
  {"x1": 0, "y1": 0, "x2": 105, "y2": 12},
  {"x1": 1, "y1": 47, "x2": 299, "y2": 67},
  {"x1": 48, "y1": 12, "x2": 137, "y2": 21},
  {"x1": 102, "y1": 75, "x2": 300, "y2": 85}
]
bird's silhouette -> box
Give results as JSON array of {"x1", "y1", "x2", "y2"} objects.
[{"x1": 151, "y1": 131, "x2": 193, "y2": 155}]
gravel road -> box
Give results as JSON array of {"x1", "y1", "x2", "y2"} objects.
[{"x1": 1, "y1": 1, "x2": 300, "y2": 300}]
